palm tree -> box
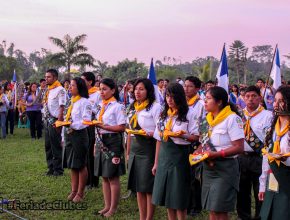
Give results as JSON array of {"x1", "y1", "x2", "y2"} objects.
[
  {"x1": 48, "y1": 34, "x2": 95, "y2": 79},
  {"x1": 94, "y1": 60, "x2": 108, "y2": 76}
]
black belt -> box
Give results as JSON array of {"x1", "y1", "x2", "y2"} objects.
[
  {"x1": 241, "y1": 151, "x2": 259, "y2": 156},
  {"x1": 101, "y1": 133, "x2": 121, "y2": 138}
]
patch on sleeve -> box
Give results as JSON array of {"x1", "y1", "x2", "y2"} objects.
[{"x1": 236, "y1": 117, "x2": 243, "y2": 129}]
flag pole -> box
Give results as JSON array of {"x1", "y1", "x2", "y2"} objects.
[{"x1": 263, "y1": 44, "x2": 278, "y2": 100}]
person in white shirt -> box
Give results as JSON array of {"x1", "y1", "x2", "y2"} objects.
[
  {"x1": 43, "y1": 69, "x2": 66, "y2": 176},
  {"x1": 152, "y1": 83, "x2": 199, "y2": 220},
  {"x1": 81, "y1": 72, "x2": 101, "y2": 189},
  {"x1": 197, "y1": 86, "x2": 244, "y2": 220},
  {"x1": 237, "y1": 86, "x2": 273, "y2": 220},
  {"x1": 0, "y1": 86, "x2": 9, "y2": 139},
  {"x1": 183, "y1": 76, "x2": 204, "y2": 216},
  {"x1": 94, "y1": 78, "x2": 126, "y2": 218},
  {"x1": 258, "y1": 86, "x2": 290, "y2": 220},
  {"x1": 63, "y1": 77, "x2": 92, "y2": 203},
  {"x1": 126, "y1": 78, "x2": 162, "y2": 220}
]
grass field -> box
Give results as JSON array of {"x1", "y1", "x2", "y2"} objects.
[{"x1": 0, "y1": 128, "x2": 233, "y2": 220}]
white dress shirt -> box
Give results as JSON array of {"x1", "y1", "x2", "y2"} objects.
[
  {"x1": 47, "y1": 86, "x2": 67, "y2": 118},
  {"x1": 153, "y1": 108, "x2": 199, "y2": 145},
  {"x1": 127, "y1": 102, "x2": 161, "y2": 133},
  {"x1": 95, "y1": 100, "x2": 126, "y2": 134},
  {"x1": 209, "y1": 114, "x2": 245, "y2": 154},
  {"x1": 70, "y1": 97, "x2": 92, "y2": 130},
  {"x1": 259, "y1": 130, "x2": 290, "y2": 192},
  {"x1": 243, "y1": 109, "x2": 273, "y2": 152}
]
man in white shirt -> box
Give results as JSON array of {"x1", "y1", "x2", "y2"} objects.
[
  {"x1": 0, "y1": 86, "x2": 9, "y2": 139},
  {"x1": 183, "y1": 76, "x2": 204, "y2": 217},
  {"x1": 44, "y1": 69, "x2": 66, "y2": 177},
  {"x1": 237, "y1": 85, "x2": 273, "y2": 220}
]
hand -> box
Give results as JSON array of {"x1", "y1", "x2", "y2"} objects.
[
  {"x1": 258, "y1": 192, "x2": 265, "y2": 201},
  {"x1": 205, "y1": 151, "x2": 220, "y2": 159},
  {"x1": 152, "y1": 164, "x2": 157, "y2": 176},
  {"x1": 146, "y1": 131, "x2": 153, "y2": 137}
]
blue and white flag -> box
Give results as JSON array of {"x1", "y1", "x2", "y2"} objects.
[
  {"x1": 216, "y1": 45, "x2": 229, "y2": 93},
  {"x1": 270, "y1": 46, "x2": 281, "y2": 90},
  {"x1": 147, "y1": 58, "x2": 163, "y2": 103},
  {"x1": 12, "y1": 69, "x2": 17, "y2": 82}
]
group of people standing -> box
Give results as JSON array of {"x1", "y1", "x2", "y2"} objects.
[{"x1": 3, "y1": 67, "x2": 288, "y2": 220}]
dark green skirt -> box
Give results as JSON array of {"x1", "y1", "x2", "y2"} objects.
[
  {"x1": 63, "y1": 128, "x2": 89, "y2": 169},
  {"x1": 152, "y1": 140, "x2": 190, "y2": 210},
  {"x1": 260, "y1": 163, "x2": 290, "y2": 220},
  {"x1": 202, "y1": 158, "x2": 240, "y2": 212},
  {"x1": 94, "y1": 133, "x2": 126, "y2": 178},
  {"x1": 128, "y1": 135, "x2": 156, "y2": 193}
]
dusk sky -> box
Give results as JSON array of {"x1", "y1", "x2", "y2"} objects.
[{"x1": 1, "y1": 0, "x2": 290, "y2": 65}]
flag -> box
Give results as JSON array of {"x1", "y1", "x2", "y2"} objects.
[
  {"x1": 216, "y1": 44, "x2": 229, "y2": 93},
  {"x1": 12, "y1": 69, "x2": 17, "y2": 82},
  {"x1": 270, "y1": 46, "x2": 281, "y2": 90},
  {"x1": 147, "y1": 58, "x2": 163, "y2": 103}
]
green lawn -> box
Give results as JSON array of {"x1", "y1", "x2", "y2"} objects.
[{"x1": 0, "y1": 128, "x2": 215, "y2": 219}]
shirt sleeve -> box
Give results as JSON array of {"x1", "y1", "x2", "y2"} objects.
[
  {"x1": 58, "y1": 88, "x2": 67, "y2": 106},
  {"x1": 82, "y1": 100, "x2": 92, "y2": 122},
  {"x1": 188, "y1": 109, "x2": 200, "y2": 136},
  {"x1": 151, "y1": 103, "x2": 161, "y2": 125},
  {"x1": 115, "y1": 103, "x2": 126, "y2": 125},
  {"x1": 153, "y1": 125, "x2": 161, "y2": 141},
  {"x1": 228, "y1": 115, "x2": 245, "y2": 141},
  {"x1": 259, "y1": 155, "x2": 270, "y2": 192}
]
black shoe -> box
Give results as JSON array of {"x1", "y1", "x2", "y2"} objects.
[
  {"x1": 53, "y1": 171, "x2": 63, "y2": 177},
  {"x1": 46, "y1": 170, "x2": 54, "y2": 176}
]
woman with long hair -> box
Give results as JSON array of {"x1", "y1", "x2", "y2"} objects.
[
  {"x1": 152, "y1": 83, "x2": 200, "y2": 220},
  {"x1": 94, "y1": 78, "x2": 126, "y2": 218},
  {"x1": 229, "y1": 84, "x2": 240, "y2": 105},
  {"x1": 23, "y1": 82, "x2": 42, "y2": 139},
  {"x1": 258, "y1": 86, "x2": 290, "y2": 220},
  {"x1": 63, "y1": 77, "x2": 91, "y2": 203},
  {"x1": 126, "y1": 78, "x2": 161, "y2": 220},
  {"x1": 200, "y1": 86, "x2": 244, "y2": 220}
]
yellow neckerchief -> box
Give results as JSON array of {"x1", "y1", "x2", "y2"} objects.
[
  {"x1": 269, "y1": 118, "x2": 290, "y2": 166},
  {"x1": 98, "y1": 96, "x2": 116, "y2": 122},
  {"x1": 65, "y1": 95, "x2": 82, "y2": 122},
  {"x1": 206, "y1": 105, "x2": 235, "y2": 137},
  {"x1": 187, "y1": 94, "x2": 199, "y2": 107},
  {"x1": 88, "y1": 87, "x2": 98, "y2": 95},
  {"x1": 43, "y1": 80, "x2": 62, "y2": 103},
  {"x1": 243, "y1": 105, "x2": 264, "y2": 140},
  {"x1": 129, "y1": 99, "x2": 149, "y2": 128},
  {"x1": 162, "y1": 108, "x2": 178, "y2": 141}
]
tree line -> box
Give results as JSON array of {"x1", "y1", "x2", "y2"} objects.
[{"x1": 0, "y1": 35, "x2": 289, "y2": 85}]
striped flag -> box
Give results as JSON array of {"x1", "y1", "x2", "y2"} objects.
[
  {"x1": 216, "y1": 44, "x2": 229, "y2": 93},
  {"x1": 147, "y1": 58, "x2": 163, "y2": 103},
  {"x1": 270, "y1": 46, "x2": 281, "y2": 90}
]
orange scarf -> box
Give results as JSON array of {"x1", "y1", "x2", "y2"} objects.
[
  {"x1": 98, "y1": 96, "x2": 116, "y2": 122},
  {"x1": 187, "y1": 94, "x2": 199, "y2": 107},
  {"x1": 269, "y1": 118, "x2": 290, "y2": 166},
  {"x1": 162, "y1": 108, "x2": 178, "y2": 141},
  {"x1": 243, "y1": 105, "x2": 264, "y2": 140},
  {"x1": 88, "y1": 87, "x2": 98, "y2": 95}
]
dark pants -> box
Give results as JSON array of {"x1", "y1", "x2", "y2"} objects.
[
  {"x1": 237, "y1": 153, "x2": 262, "y2": 220},
  {"x1": 27, "y1": 111, "x2": 42, "y2": 139},
  {"x1": 6, "y1": 109, "x2": 15, "y2": 135},
  {"x1": 188, "y1": 163, "x2": 202, "y2": 214},
  {"x1": 0, "y1": 112, "x2": 7, "y2": 138},
  {"x1": 86, "y1": 126, "x2": 99, "y2": 187},
  {"x1": 44, "y1": 121, "x2": 63, "y2": 174}
]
